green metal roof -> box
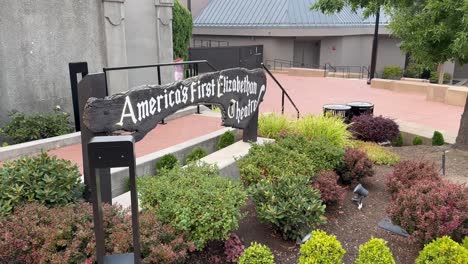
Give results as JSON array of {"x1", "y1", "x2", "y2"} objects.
[{"x1": 194, "y1": 0, "x2": 390, "y2": 28}]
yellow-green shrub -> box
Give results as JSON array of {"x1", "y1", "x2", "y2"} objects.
[
  {"x1": 294, "y1": 115, "x2": 352, "y2": 148},
  {"x1": 416, "y1": 236, "x2": 468, "y2": 264},
  {"x1": 258, "y1": 113, "x2": 293, "y2": 139},
  {"x1": 355, "y1": 238, "x2": 396, "y2": 264},
  {"x1": 238, "y1": 242, "x2": 274, "y2": 264},
  {"x1": 299, "y1": 230, "x2": 346, "y2": 264},
  {"x1": 353, "y1": 141, "x2": 400, "y2": 166}
]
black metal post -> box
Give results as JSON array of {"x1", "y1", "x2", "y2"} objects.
[
  {"x1": 69, "y1": 62, "x2": 89, "y2": 132},
  {"x1": 157, "y1": 66, "x2": 167, "y2": 125},
  {"x1": 281, "y1": 91, "x2": 285, "y2": 115},
  {"x1": 367, "y1": 7, "x2": 380, "y2": 85}
]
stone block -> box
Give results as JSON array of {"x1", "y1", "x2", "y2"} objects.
[
  {"x1": 445, "y1": 86, "x2": 468, "y2": 107},
  {"x1": 370, "y1": 78, "x2": 394, "y2": 90},
  {"x1": 426, "y1": 84, "x2": 449, "y2": 103},
  {"x1": 391, "y1": 81, "x2": 428, "y2": 94},
  {"x1": 288, "y1": 67, "x2": 325, "y2": 77}
]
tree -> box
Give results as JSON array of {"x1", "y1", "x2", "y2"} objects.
[
  {"x1": 386, "y1": 0, "x2": 468, "y2": 149},
  {"x1": 173, "y1": 0, "x2": 193, "y2": 60}
]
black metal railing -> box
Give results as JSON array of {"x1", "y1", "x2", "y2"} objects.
[
  {"x1": 191, "y1": 39, "x2": 230, "y2": 48},
  {"x1": 265, "y1": 59, "x2": 322, "y2": 71},
  {"x1": 261, "y1": 63, "x2": 300, "y2": 119}
]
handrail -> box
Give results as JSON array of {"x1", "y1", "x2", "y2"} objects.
[
  {"x1": 261, "y1": 63, "x2": 300, "y2": 119},
  {"x1": 265, "y1": 59, "x2": 322, "y2": 71}
]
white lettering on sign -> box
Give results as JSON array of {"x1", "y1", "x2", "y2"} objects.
[{"x1": 116, "y1": 75, "x2": 263, "y2": 127}]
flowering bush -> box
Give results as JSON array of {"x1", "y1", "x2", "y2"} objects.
[
  {"x1": 0, "y1": 202, "x2": 194, "y2": 264},
  {"x1": 224, "y1": 233, "x2": 245, "y2": 263},
  {"x1": 313, "y1": 171, "x2": 346, "y2": 206},
  {"x1": 299, "y1": 230, "x2": 345, "y2": 264},
  {"x1": 238, "y1": 242, "x2": 274, "y2": 264},
  {"x1": 336, "y1": 149, "x2": 374, "y2": 184},
  {"x1": 387, "y1": 180, "x2": 468, "y2": 243},
  {"x1": 386, "y1": 161, "x2": 440, "y2": 198},
  {"x1": 355, "y1": 238, "x2": 396, "y2": 264},
  {"x1": 416, "y1": 236, "x2": 468, "y2": 264},
  {"x1": 349, "y1": 115, "x2": 399, "y2": 143}
]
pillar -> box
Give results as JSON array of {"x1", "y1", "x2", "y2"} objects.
[{"x1": 155, "y1": 0, "x2": 175, "y2": 85}]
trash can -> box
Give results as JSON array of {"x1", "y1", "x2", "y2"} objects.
[
  {"x1": 323, "y1": 104, "x2": 352, "y2": 123},
  {"x1": 347, "y1": 101, "x2": 374, "y2": 120}
]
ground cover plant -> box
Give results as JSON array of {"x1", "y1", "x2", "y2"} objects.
[
  {"x1": 0, "y1": 152, "x2": 82, "y2": 216},
  {"x1": 217, "y1": 131, "x2": 236, "y2": 149},
  {"x1": 386, "y1": 161, "x2": 440, "y2": 198},
  {"x1": 0, "y1": 109, "x2": 72, "y2": 144},
  {"x1": 224, "y1": 233, "x2": 244, "y2": 263},
  {"x1": 432, "y1": 131, "x2": 444, "y2": 146},
  {"x1": 392, "y1": 133, "x2": 403, "y2": 147},
  {"x1": 336, "y1": 148, "x2": 374, "y2": 184},
  {"x1": 355, "y1": 238, "x2": 396, "y2": 264},
  {"x1": 138, "y1": 164, "x2": 247, "y2": 249},
  {"x1": 238, "y1": 242, "x2": 274, "y2": 264},
  {"x1": 349, "y1": 115, "x2": 399, "y2": 143},
  {"x1": 299, "y1": 230, "x2": 346, "y2": 264},
  {"x1": 237, "y1": 141, "x2": 316, "y2": 186},
  {"x1": 382, "y1": 65, "x2": 403, "y2": 80},
  {"x1": 353, "y1": 141, "x2": 400, "y2": 165},
  {"x1": 249, "y1": 175, "x2": 326, "y2": 241},
  {"x1": 294, "y1": 114, "x2": 352, "y2": 148},
  {"x1": 0, "y1": 202, "x2": 194, "y2": 263},
  {"x1": 185, "y1": 147, "x2": 207, "y2": 164},
  {"x1": 415, "y1": 236, "x2": 468, "y2": 264},
  {"x1": 258, "y1": 113, "x2": 293, "y2": 139},
  {"x1": 312, "y1": 171, "x2": 346, "y2": 206},
  {"x1": 155, "y1": 154, "x2": 179, "y2": 172}
]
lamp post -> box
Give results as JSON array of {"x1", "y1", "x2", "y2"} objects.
[{"x1": 367, "y1": 6, "x2": 381, "y2": 85}]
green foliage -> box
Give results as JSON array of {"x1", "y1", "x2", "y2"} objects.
[
  {"x1": 138, "y1": 164, "x2": 247, "y2": 249},
  {"x1": 155, "y1": 154, "x2": 179, "y2": 172},
  {"x1": 353, "y1": 141, "x2": 400, "y2": 166},
  {"x1": 392, "y1": 133, "x2": 403, "y2": 147},
  {"x1": 258, "y1": 113, "x2": 293, "y2": 139},
  {"x1": 382, "y1": 66, "x2": 403, "y2": 80},
  {"x1": 237, "y1": 142, "x2": 316, "y2": 186},
  {"x1": 430, "y1": 72, "x2": 452, "y2": 84},
  {"x1": 238, "y1": 242, "x2": 275, "y2": 264},
  {"x1": 413, "y1": 136, "x2": 423, "y2": 145},
  {"x1": 415, "y1": 236, "x2": 468, "y2": 264},
  {"x1": 1, "y1": 142, "x2": 8, "y2": 147},
  {"x1": 299, "y1": 230, "x2": 346, "y2": 264},
  {"x1": 295, "y1": 115, "x2": 352, "y2": 148},
  {"x1": 355, "y1": 238, "x2": 396, "y2": 264},
  {"x1": 0, "y1": 109, "x2": 72, "y2": 144},
  {"x1": 388, "y1": 0, "x2": 468, "y2": 66},
  {"x1": 172, "y1": 0, "x2": 193, "y2": 60},
  {"x1": 432, "y1": 131, "x2": 445, "y2": 146},
  {"x1": 0, "y1": 152, "x2": 83, "y2": 216},
  {"x1": 404, "y1": 63, "x2": 426, "y2": 78},
  {"x1": 185, "y1": 147, "x2": 208, "y2": 164},
  {"x1": 277, "y1": 136, "x2": 344, "y2": 173},
  {"x1": 217, "y1": 131, "x2": 236, "y2": 149},
  {"x1": 463, "y1": 237, "x2": 468, "y2": 250},
  {"x1": 249, "y1": 175, "x2": 326, "y2": 241}
]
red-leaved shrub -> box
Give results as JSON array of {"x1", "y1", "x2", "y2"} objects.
[
  {"x1": 350, "y1": 115, "x2": 399, "y2": 143},
  {"x1": 386, "y1": 161, "x2": 441, "y2": 198},
  {"x1": 387, "y1": 180, "x2": 468, "y2": 243},
  {"x1": 336, "y1": 149, "x2": 374, "y2": 184},
  {"x1": 0, "y1": 202, "x2": 194, "y2": 264},
  {"x1": 313, "y1": 171, "x2": 347, "y2": 206},
  {"x1": 224, "y1": 233, "x2": 245, "y2": 263}
]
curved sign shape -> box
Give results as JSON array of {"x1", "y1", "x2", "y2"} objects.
[{"x1": 83, "y1": 68, "x2": 267, "y2": 141}]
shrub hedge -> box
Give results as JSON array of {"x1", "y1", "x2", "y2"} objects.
[
  {"x1": 299, "y1": 230, "x2": 346, "y2": 264},
  {"x1": 155, "y1": 154, "x2": 179, "y2": 172},
  {"x1": 336, "y1": 149, "x2": 374, "y2": 184},
  {"x1": 382, "y1": 66, "x2": 403, "y2": 80},
  {"x1": 185, "y1": 147, "x2": 207, "y2": 164},
  {"x1": 355, "y1": 238, "x2": 396, "y2": 264},
  {"x1": 349, "y1": 115, "x2": 399, "y2": 143},
  {"x1": 217, "y1": 131, "x2": 236, "y2": 149},
  {"x1": 413, "y1": 136, "x2": 423, "y2": 145},
  {"x1": 386, "y1": 161, "x2": 440, "y2": 198},
  {"x1": 415, "y1": 236, "x2": 468, "y2": 264},
  {"x1": 432, "y1": 131, "x2": 445, "y2": 146},
  {"x1": 138, "y1": 164, "x2": 247, "y2": 249}
]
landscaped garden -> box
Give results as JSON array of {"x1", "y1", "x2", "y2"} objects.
[{"x1": 1, "y1": 110, "x2": 467, "y2": 263}]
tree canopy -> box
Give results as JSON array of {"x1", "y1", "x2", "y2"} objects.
[
  {"x1": 172, "y1": 0, "x2": 193, "y2": 60},
  {"x1": 311, "y1": 0, "x2": 413, "y2": 18}
]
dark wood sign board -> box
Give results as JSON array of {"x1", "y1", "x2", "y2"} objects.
[{"x1": 78, "y1": 68, "x2": 267, "y2": 203}]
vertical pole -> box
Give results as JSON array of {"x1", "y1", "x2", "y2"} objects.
[
  {"x1": 69, "y1": 62, "x2": 89, "y2": 132},
  {"x1": 129, "y1": 153, "x2": 141, "y2": 263},
  {"x1": 281, "y1": 91, "x2": 285, "y2": 115},
  {"x1": 243, "y1": 111, "x2": 258, "y2": 142},
  {"x1": 367, "y1": 6, "x2": 380, "y2": 85},
  {"x1": 442, "y1": 151, "x2": 446, "y2": 176},
  {"x1": 157, "y1": 66, "x2": 167, "y2": 125},
  {"x1": 89, "y1": 167, "x2": 105, "y2": 264}
]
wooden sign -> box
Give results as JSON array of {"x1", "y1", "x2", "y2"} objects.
[{"x1": 83, "y1": 68, "x2": 267, "y2": 141}]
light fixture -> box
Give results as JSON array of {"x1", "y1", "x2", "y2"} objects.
[{"x1": 352, "y1": 184, "x2": 368, "y2": 210}]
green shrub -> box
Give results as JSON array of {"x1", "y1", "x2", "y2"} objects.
[
  {"x1": 277, "y1": 136, "x2": 344, "y2": 172},
  {"x1": 413, "y1": 136, "x2": 423, "y2": 145},
  {"x1": 250, "y1": 175, "x2": 326, "y2": 241},
  {"x1": 138, "y1": 164, "x2": 247, "y2": 249},
  {"x1": 463, "y1": 237, "x2": 468, "y2": 250},
  {"x1": 172, "y1": 0, "x2": 192, "y2": 60},
  {"x1": 0, "y1": 109, "x2": 72, "y2": 144},
  {"x1": 217, "y1": 131, "x2": 236, "y2": 149},
  {"x1": 353, "y1": 141, "x2": 400, "y2": 166},
  {"x1": 355, "y1": 238, "x2": 396, "y2": 264},
  {"x1": 185, "y1": 147, "x2": 207, "y2": 164},
  {"x1": 1, "y1": 142, "x2": 8, "y2": 147},
  {"x1": 155, "y1": 154, "x2": 179, "y2": 172},
  {"x1": 238, "y1": 242, "x2": 275, "y2": 264},
  {"x1": 392, "y1": 133, "x2": 403, "y2": 147},
  {"x1": 237, "y1": 142, "x2": 316, "y2": 186},
  {"x1": 258, "y1": 113, "x2": 293, "y2": 139},
  {"x1": 382, "y1": 66, "x2": 403, "y2": 80},
  {"x1": 430, "y1": 72, "x2": 452, "y2": 84},
  {"x1": 295, "y1": 115, "x2": 352, "y2": 148},
  {"x1": 299, "y1": 230, "x2": 346, "y2": 264},
  {"x1": 416, "y1": 236, "x2": 468, "y2": 264},
  {"x1": 0, "y1": 152, "x2": 83, "y2": 216},
  {"x1": 432, "y1": 131, "x2": 445, "y2": 146},
  {"x1": 404, "y1": 63, "x2": 425, "y2": 78}
]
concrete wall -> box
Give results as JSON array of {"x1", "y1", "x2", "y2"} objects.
[
  {"x1": 454, "y1": 61, "x2": 468, "y2": 79},
  {"x1": 0, "y1": 0, "x2": 106, "y2": 125}
]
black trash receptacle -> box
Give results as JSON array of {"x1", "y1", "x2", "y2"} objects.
[
  {"x1": 323, "y1": 104, "x2": 352, "y2": 123},
  {"x1": 347, "y1": 101, "x2": 374, "y2": 120}
]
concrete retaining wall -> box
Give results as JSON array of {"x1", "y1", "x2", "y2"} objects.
[{"x1": 288, "y1": 67, "x2": 325, "y2": 77}]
